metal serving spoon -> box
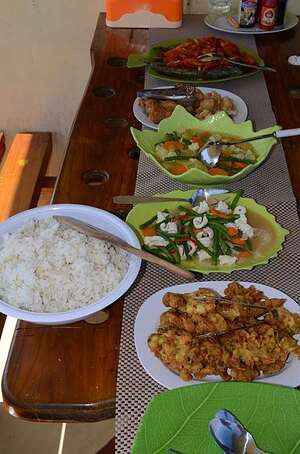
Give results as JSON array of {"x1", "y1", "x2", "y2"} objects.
[
  {"x1": 209, "y1": 410, "x2": 269, "y2": 454},
  {"x1": 199, "y1": 128, "x2": 300, "y2": 168},
  {"x1": 113, "y1": 188, "x2": 229, "y2": 206},
  {"x1": 198, "y1": 52, "x2": 276, "y2": 73}
]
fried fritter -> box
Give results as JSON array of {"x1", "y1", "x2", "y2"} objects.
[{"x1": 149, "y1": 282, "x2": 300, "y2": 382}]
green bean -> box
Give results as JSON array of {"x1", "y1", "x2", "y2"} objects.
[
  {"x1": 165, "y1": 132, "x2": 179, "y2": 141},
  {"x1": 164, "y1": 155, "x2": 191, "y2": 162},
  {"x1": 208, "y1": 222, "x2": 231, "y2": 240},
  {"x1": 178, "y1": 205, "x2": 195, "y2": 215},
  {"x1": 183, "y1": 242, "x2": 190, "y2": 258},
  {"x1": 168, "y1": 233, "x2": 191, "y2": 238},
  {"x1": 246, "y1": 238, "x2": 253, "y2": 251},
  {"x1": 140, "y1": 214, "x2": 157, "y2": 229},
  {"x1": 142, "y1": 245, "x2": 175, "y2": 263},
  {"x1": 220, "y1": 156, "x2": 255, "y2": 165},
  {"x1": 212, "y1": 231, "x2": 219, "y2": 265},
  {"x1": 230, "y1": 191, "x2": 243, "y2": 211}
]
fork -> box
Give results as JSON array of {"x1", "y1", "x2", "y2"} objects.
[{"x1": 198, "y1": 52, "x2": 277, "y2": 73}]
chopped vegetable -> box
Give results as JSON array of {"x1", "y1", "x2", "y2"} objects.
[
  {"x1": 141, "y1": 193, "x2": 255, "y2": 267},
  {"x1": 170, "y1": 163, "x2": 188, "y2": 175}
]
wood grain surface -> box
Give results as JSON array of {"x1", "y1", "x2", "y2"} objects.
[{"x1": 2, "y1": 15, "x2": 300, "y2": 429}]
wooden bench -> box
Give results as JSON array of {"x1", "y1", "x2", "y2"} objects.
[{"x1": 0, "y1": 132, "x2": 53, "y2": 336}]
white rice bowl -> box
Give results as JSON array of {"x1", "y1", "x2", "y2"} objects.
[{"x1": 0, "y1": 204, "x2": 141, "y2": 324}]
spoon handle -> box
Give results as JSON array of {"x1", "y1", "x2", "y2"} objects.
[
  {"x1": 55, "y1": 216, "x2": 195, "y2": 281},
  {"x1": 276, "y1": 128, "x2": 300, "y2": 138}
]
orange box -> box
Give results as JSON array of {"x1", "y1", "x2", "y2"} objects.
[{"x1": 106, "y1": 0, "x2": 183, "y2": 28}]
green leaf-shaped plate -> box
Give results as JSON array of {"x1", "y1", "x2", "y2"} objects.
[
  {"x1": 126, "y1": 190, "x2": 288, "y2": 274},
  {"x1": 127, "y1": 37, "x2": 264, "y2": 84},
  {"x1": 131, "y1": 105, "x2": 280, "y2": 186},
  {"x1": 132, "y1": 382, "x2": 300, "y2": 454}
]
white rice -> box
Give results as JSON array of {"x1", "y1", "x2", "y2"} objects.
[{"x1": 0, "y1": 217, "x2": 129, "y2": 312}]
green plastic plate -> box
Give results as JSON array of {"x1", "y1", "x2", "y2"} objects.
[
  {"x1": 132, "y1": 382, "x2": 300, "y2": 454},
  {"x1": 126, "y1": 190, "x2": 288, "y2": 274},
  {"x1": 131, "y1": 105, "x2": 280, "y2": 186},
  {"x1": 127, "y1": 37, "x2": 264, "y2": 84}
]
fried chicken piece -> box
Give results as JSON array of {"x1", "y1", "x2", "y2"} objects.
[{"x1": 221, "y1": 96, "x2": 237, "y2": 115}]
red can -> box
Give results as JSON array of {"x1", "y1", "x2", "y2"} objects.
[{"x1": 259, "y1": 0, "x2": 278, "y2": 30}]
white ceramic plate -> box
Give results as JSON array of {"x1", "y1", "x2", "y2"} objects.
[
  {"x1": 204, "y1": 13, "x2": 298, "y2": 35},
  {"x1": 135, "y1": 281, "x2": 300, "y2": 389},
  {"x1": 0, "y1": 204, "x2": 141, "y2": 325},
  {"x1": 133, "y1": 87, "x2": 248, "y2": 129}
]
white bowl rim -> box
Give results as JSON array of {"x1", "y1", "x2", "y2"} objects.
[{"x1": 0, "y1": 204, "x2": 141, "y2": 324}]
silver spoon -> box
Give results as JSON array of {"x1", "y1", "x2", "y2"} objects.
[
  {"x1": 113, "y1": 188, "x2": 229, "y2": 206},
  {"x1": 137, "y1": 85, "x2": 196, "y2": 103},
  {"x1": 199, "y1": 128, "x2": 300, "y2": 168},
  {"x1": 198, "y1": 52, "x2": 277, "y2": 73},
  {"x1": 209, "y1": 411, "x2": 269, "y2": 454}
]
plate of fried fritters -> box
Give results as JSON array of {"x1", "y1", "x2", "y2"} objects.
[
  {"x1": 134, "y1": 281, "x2": 300, "y2": 389},
  {"x1": 133, "y1": 87, "x2": 248, "y2": 129}
]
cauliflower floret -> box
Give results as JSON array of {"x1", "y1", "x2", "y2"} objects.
[
  {"x1": 235, "y1": 219, "x2": 254, "y2": 240},
  {"x1": 156, "y1": 212, "x2": 169, "y2": 224},
  {"x1": 196, "y1": 227, "x2": 214, "y2": 248},
  {"x1": 197, "y1": 250, "x2": 211, "y2": 261},
  {"x1": 219, "y1": 255, "x2": 238, "y2": 266},
  {"x1": 188, "y1": 142, "x2": 200, "y2": 152},
  {"x1": 216, "y1": 201, "x2": 231, "y2": 214},
  {"x1": 193, "y1": 215, "x2": 208, "y2": 229},
  {"x1": 233, "y1": 205, "x2": 247, "y2": 216},
  {"x1": 193, "y1": 201, "x2": 209, "y2": 214},
  {"x1": 187, "y1": 240, "x2": 197, "y2": 256},
  {"x1": 178, "y1": 245, "x2": 186, "y2": 260},
  {"x1": 144, "y1": 236, "x2": 169, "y2": 248},
  {"x1": 160, "y1": 222, "x2": 178, "y2": 234}
]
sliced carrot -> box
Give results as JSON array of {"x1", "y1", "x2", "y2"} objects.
[
  {"x1": 174, "y1": 214, "x2": 189, "y2": 221},
  {"x1": 210, "y1": 207, "x2": 230, "y2": 219},
  {"x1": 170, "y1": 163, "x2": 188, "y2": 175},
  {"x1": 231, "y1": 161, "x2": 247, "y2": 169},
  {"x1": 208, "y1": 168, "x2": 229, "y2": 176},
  {"x1": 191, "y1": 131, "x2": 210, "y2": 144},
  {"x1": 163, "y1": 141, "x2": 184, "y2": 150},
  {"x1": 227, "y1": 227, "x2": 238, "y2": 237},
  {"x1": 239, "y1": 250, "x2": 252, "y2": 258},
  {"x1": 142, "y1": 226, "x2": 156, "y2": 237},
  {"x1": 232, "y1": 237, "x2": 246, "y2": 245}
]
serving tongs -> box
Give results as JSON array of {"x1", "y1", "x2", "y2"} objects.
[
  {"x1": 137, "y1": 85, "x2": 196, "y2": 102},
  {"x1": 194, "y1": 295, "x2": 274, "y2": 311}
]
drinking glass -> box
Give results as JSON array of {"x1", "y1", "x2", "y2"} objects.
[{"x1": 208, "y1": 0, "x2": 232, "y2": 15}]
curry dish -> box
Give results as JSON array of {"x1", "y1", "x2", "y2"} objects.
[{"x1": 148, "y1": 282, "x2": 300, "y2": 382}]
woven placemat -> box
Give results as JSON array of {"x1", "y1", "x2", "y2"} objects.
[{"x1": 116, "y1": 16, "x2": 299, "y2": 453}]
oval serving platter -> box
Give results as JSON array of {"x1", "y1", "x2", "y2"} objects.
[{"x1": 127, "y1": 37, "x2": 264, "y2": 84}]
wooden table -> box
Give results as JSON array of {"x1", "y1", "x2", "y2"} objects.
[{"x1": 2, "y1": 14, "x2": 300, "y2": 424}]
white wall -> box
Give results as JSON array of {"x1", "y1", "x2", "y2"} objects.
[
  {"x1": 0, "y1": 0, "x2": 100, "y2": 174},
  {"x1": 0, "y1": 0, "x2": 299, "y2": 174}
]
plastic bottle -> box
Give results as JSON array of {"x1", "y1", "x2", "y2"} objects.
[
  {"x1": 276, "y1": 0, "x2": 288, "y2": 26},
  {"x1": 259, "y1": 0, "x2": 278, "y2": 30},
  {"x1": 238, "y1": 0, "x2": 258, "y2": 28}
]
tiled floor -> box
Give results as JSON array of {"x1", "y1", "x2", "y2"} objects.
[{"x1": 0, "y1": 406, "x2": 114, "y2": 454}]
